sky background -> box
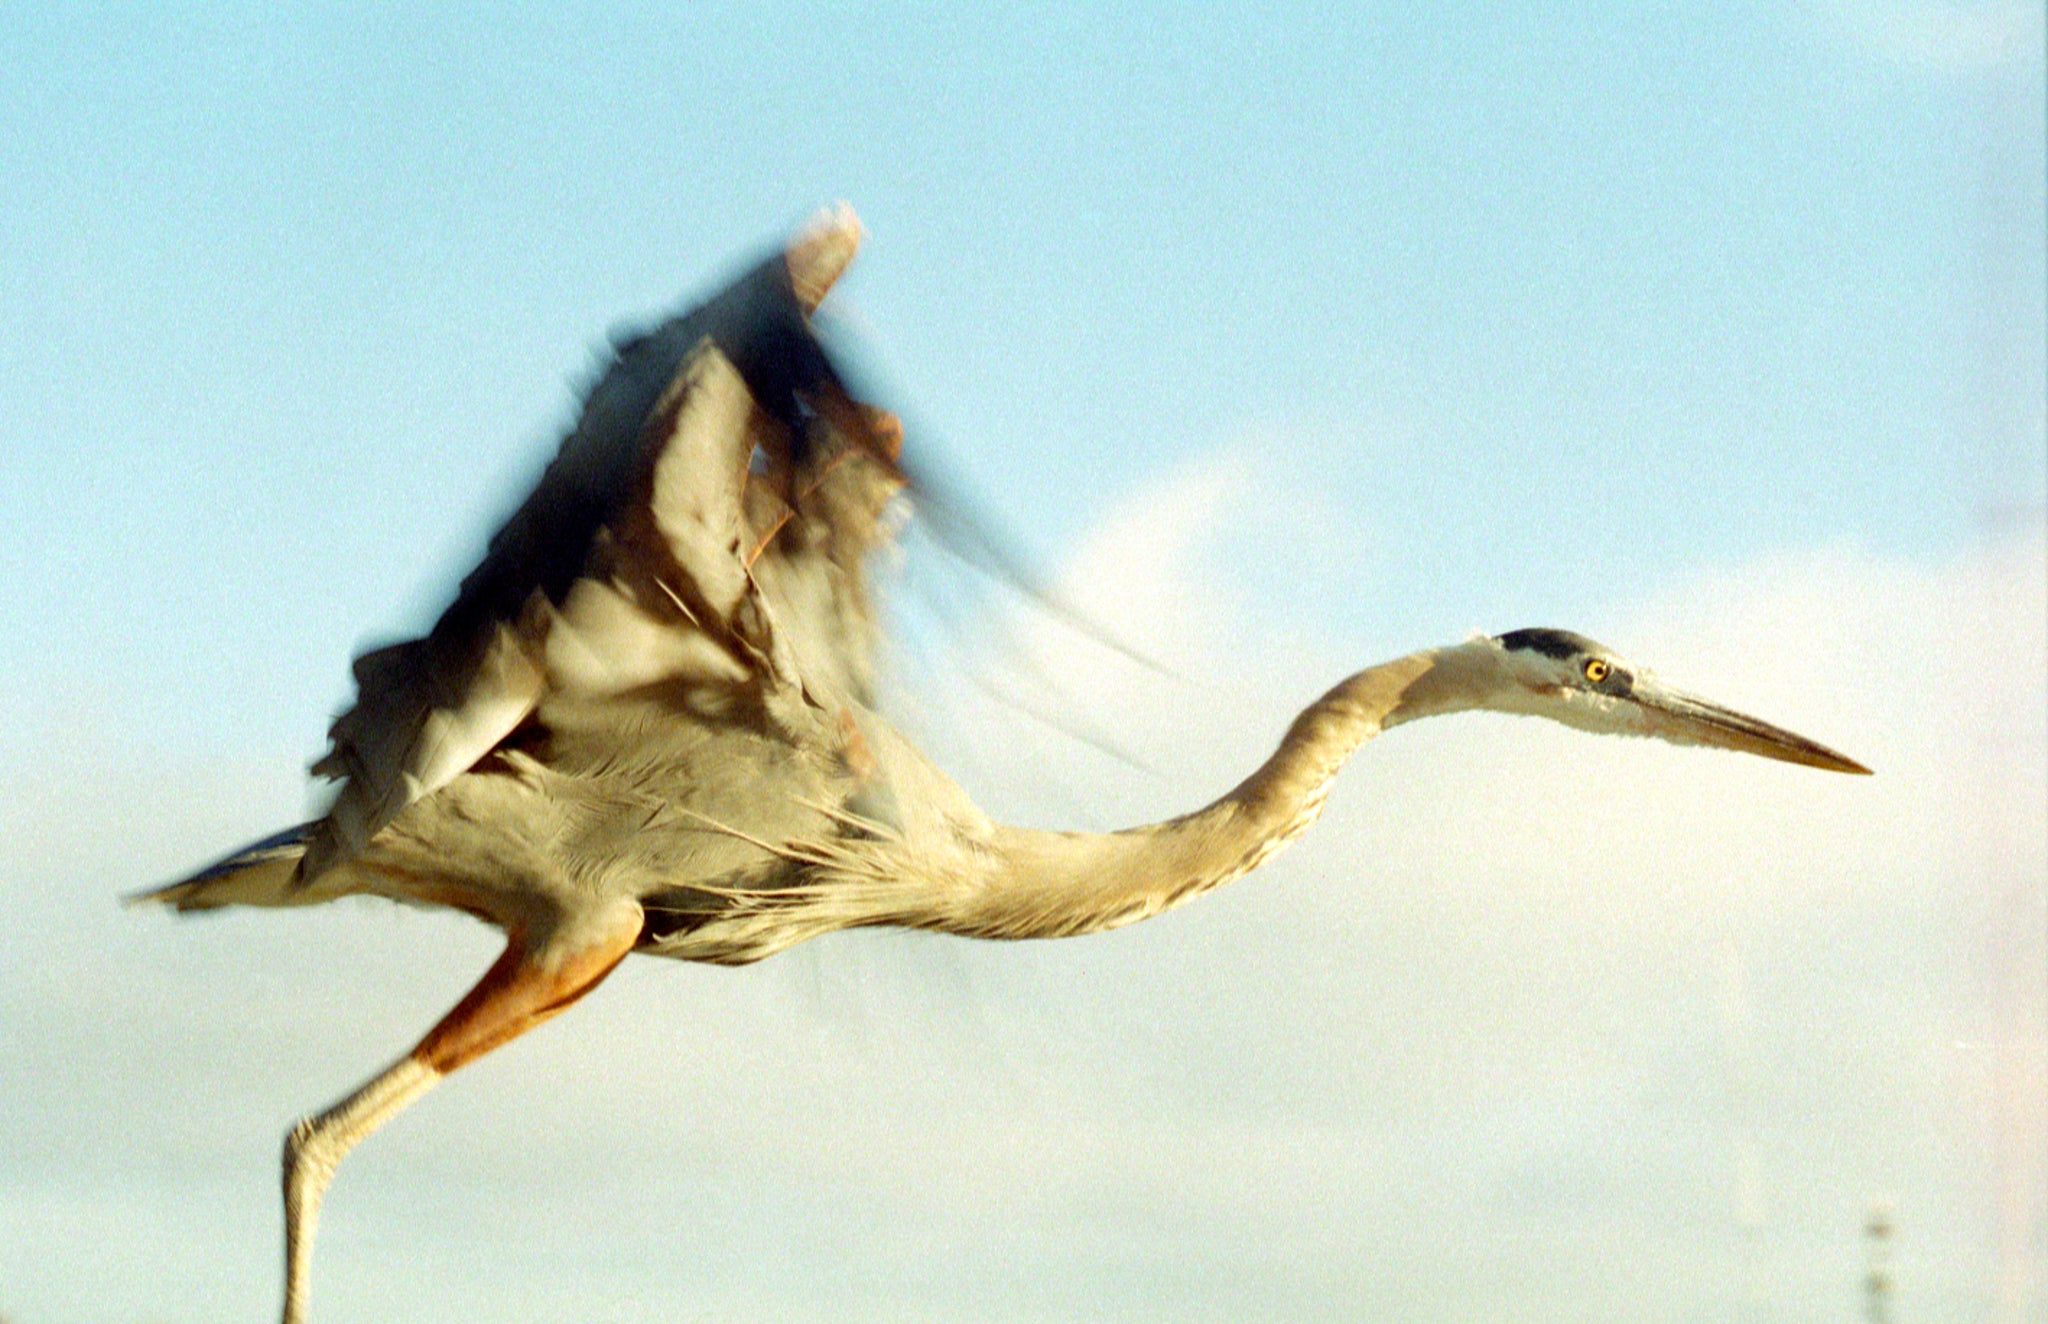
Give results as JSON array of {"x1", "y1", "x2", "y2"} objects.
[{"x1": 1, "y1": 4, "x2": 2043, "y2": 1322}]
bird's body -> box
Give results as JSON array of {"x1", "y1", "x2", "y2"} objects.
[{"x1": 140, "y1": 207, "x2": 1867, "y2": 1324}]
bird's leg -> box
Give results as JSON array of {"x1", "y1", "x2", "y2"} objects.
[
  {"x1": 280, "y1": 1059, "x2": 436, "y2": 1324},
  {"x1": 279, "y1": 901, "x2": 643, "y2": 1324}
]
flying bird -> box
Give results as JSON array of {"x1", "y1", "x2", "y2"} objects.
[{"x1": 138, "y1": 205, "x2": 1869, "y2": 1324}]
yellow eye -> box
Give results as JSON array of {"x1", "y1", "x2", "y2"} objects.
[{"x1": 1583, "y1": 658, "x2": 1610, "y2": 683}]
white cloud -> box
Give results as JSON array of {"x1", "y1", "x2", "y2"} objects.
[{"x1": 4, "y1": 454, "x2": 2043, "y2": 1322}]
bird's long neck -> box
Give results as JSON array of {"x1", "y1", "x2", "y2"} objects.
[{"x1": 957, "y1": 641, "x2": 1502, "y2": 941}]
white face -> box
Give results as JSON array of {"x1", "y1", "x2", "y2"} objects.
[
  {"x1": 1488, "y1": 628, "x2": 1641, "y2": 726},
  {"x1": 1487, "y1": 629, "x2": 1868, "y2": 773}
]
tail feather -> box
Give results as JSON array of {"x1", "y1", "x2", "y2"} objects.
[{"x1": 129, "y1": 823, "x2": 315, "y2": 912}]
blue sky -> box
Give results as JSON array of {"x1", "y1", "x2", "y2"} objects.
[{"x1": 1, "y1": 5, "x2": 2042, "y2": 1322}]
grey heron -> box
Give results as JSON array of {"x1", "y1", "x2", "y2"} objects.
[{"x1": 137, "y1": 205, "x2": 1868, "y2": 1323}]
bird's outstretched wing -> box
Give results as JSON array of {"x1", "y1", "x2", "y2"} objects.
[{"x1": 301, "y1": 207, "x2": 895, "y2": 881}]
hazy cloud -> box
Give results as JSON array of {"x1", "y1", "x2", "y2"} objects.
[
  {"x1": 3, "y1": 455, "x2": 2042, "y2": 1322},
  {"x1": 1817, "y1": 0, "x2": 2046, "y2": 72}
]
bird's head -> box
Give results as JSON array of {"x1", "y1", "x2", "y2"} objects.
[{"x1": 1482, "y1": 627, "x2": 1870, "y2": 774}]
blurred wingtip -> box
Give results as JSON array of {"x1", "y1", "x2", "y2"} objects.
[{"x1": 787, "y1": 203, "x2": 863, "y2": 312}]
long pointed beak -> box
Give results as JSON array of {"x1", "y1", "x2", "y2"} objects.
[{"x1": 1632, "y1": 683, "x2": 1871, "y2": 774}]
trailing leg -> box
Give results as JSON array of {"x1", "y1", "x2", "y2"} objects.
[{"x1": 279, "y1": 900, "x2": 643, "y2": 1324}]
